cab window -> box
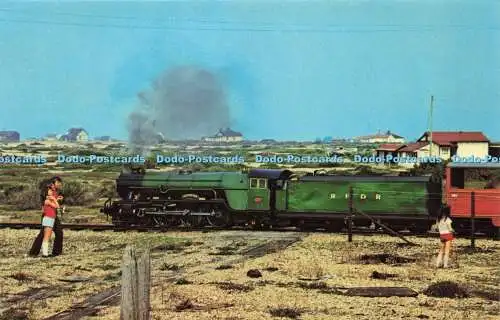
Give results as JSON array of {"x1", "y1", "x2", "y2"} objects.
[
  {"x1": 450, "y1": 168, "x2": 464, "y2": 189},
  {"x1": 258, "y1": 179, "x2": 267, "y2": 189},
  {"x1": 250, "y1": 178, "x2": 258, "y2": 189},
  {"x1": 250, "y1": 178, "x2": 267, "y2": 189}
]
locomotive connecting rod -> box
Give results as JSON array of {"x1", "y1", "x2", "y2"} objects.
[{"x1": 141, "y1": 209, "x2": 218, "y2": 217}]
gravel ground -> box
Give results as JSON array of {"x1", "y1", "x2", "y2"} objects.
[{"x1": 0, "y1": 230, "x2": 498, "y2": 320}]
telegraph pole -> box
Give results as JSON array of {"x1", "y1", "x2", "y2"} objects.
[{"x1": 428, "y1": 95, "x2": 434, "y2": 157}]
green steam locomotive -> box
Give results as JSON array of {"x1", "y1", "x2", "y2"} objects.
[{"x1": 101, "y1": 168, "x2": 442, "y2": 231}]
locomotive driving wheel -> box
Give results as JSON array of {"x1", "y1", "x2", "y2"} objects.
[
  {"x1": 152, "y1": 216, "x2": 177, "y2": 228},
  {"x1": 188, "y1": 216, "x2": 205, "y2": 228},
  {"x1": 206, "y1": 210, "x2": 229, "y2": 227}
]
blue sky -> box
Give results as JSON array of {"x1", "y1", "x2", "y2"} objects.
[{"x1": 0, "y1": 0, "x2": 499, "y2": 141}]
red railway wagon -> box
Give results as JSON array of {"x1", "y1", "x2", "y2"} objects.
[{"x1": 445, "y1": 162, "x2": 500, "y2": 234}]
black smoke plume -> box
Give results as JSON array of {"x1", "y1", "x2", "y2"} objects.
[{"x1": 127, "y1": 65, "x2": 230, "y2": 153}]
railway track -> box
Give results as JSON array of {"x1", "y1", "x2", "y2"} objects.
[
  {"x1": 0, "y1": 222, "x2": 116, "y2": 231},
  {"x1": 0, "y1": 221, "x2": 492, "y2": 239}
]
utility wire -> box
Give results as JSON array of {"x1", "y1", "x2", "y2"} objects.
[
  {"x1": 1, "y1": 17, "x2": 497, "y2": 33},
  {"x1": 0, "y1": 18, "x2": 443, "y2": 32},
  {"x1": 0, "y1": 8, "x2": 498, "y2": 32},
  {"x1": 0, "y1": 6, "x2": 497, "y2": 30}
]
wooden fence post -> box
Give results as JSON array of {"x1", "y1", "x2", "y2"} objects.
[
  {"x1": 120, "y1": 245, "x2": 151, "y2": 320},
  {"x1": 121, "y1": 245, "x2": 138, "y2": 320},
  {"x1": 137, "y1": 247, "x2": 151, "y2": 320}
]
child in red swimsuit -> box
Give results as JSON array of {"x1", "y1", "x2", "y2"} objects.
[
  {"x1": 436, "y1": 206, "x2": 455, "y2": 268},
  {"x1": 41, "y1": 181, "x2": 63, "y2": 256}
]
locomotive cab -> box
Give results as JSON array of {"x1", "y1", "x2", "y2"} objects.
[
  {"x1": 445, "y1": 162, "x2": 500, "y2": 231},
  {"x1": 248, "y1": 177, "x2": 269, "y2": 210},
  {"x1": 247, "y1": 169, "x2": 293, "y2": 211}
]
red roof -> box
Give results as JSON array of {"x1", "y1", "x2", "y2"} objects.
[
  {"x1": 377, "y1": 143, "x2": 404, "y2": 151},
  {"x1": 418, "y1": 131, "x2": 489, "y2": 145},
  {"x1": 399, "y1": 142, "x2": 429, "y2": 152}
]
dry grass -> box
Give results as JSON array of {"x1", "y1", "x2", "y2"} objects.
[
  {"x1": 0, "y1": 229, "x2": 198, "y2": 319},
  {"x1": 144, "y1": 234, "x2": 498, "y2": 320},
  {"x1": 1, "y1": 230, "x2": 499, "y2": 320}
]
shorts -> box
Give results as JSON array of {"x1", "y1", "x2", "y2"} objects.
[
  {"x1": 42, "y1": 216, "x2": 55, "y2": 228},
  {"x1": 440, "y1": 233, "x2": 455, "y2": 242}
]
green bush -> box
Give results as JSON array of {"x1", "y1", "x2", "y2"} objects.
[
  {"x1": 5, "y1": 179, "x2": 96, "y2": 209},
  {"x1": 2, "y1": 185, "x2": 25, "y2": 197},
  {"x1": 184, "y1": 163, "x2": 205, "y2": 172},
  {"x1": 353, "y1": 165, "x2": 390, "y2": 176},
  {"x1": 103, "y1": 144, "x2": 124, "y2": 150},
  {"x1": 6, "y1": 181, "x2": 43, "y2": 210},
  {"x1": 0, "y1": 169, "x2": 18, "y2": 176},
  {"x1": 291, "y1": 163, "x2": 321, "y2": 168},
  {"x1": 91, "y1": 165, "x2": 123, "y2": 172},
  {"x1": 60, "y1": 180, "x2": 95, "y2": 206},
  {"x1": 408, "y1": 162, "x2": 446, "y2": 183},
  {"x1": 96, "y1": 181, "x2": 117, "y2": 198},
  {"x1": 58, "y1": 163, "x2": 91, "y2": 170}
]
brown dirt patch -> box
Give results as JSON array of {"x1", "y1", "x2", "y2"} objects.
[
  {"x1": 370, "y1": 271, "x2": 398, "y2": 279},
  {"x1": 297, "y1": 281, "x2": 329, "y2": 290},
  {"x1": 216, "y1": 282, "x2": 254, "y2": 293},
  {"x1": 215, "y1": 264, "x2": 233, "y2": 270},
  {"x1": 174, "y1": 278, "x2": 193, "y2": 285},
  {"x1": 268, "y1": 306, "x2": 302, "y2": 319},
  {"x1": 263, "y1": 266, "x2": 279, "y2": 272},
  {"x1": 174, "y1": 299, "x2": 234, "y2": 312},
  {"x1": 357, "y1": 253, "x2": 416, "y2": 264},
  {"x1": 9, "y1": 272, "x2": 35, "y2": 282},
  {"x1": 0, "y1": 309, "x2": 29, "y2": 320},
  {"x1": 422, "y1": 281, "x2": 470, "y2": 298}
]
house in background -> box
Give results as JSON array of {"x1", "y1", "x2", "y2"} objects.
[
  {"x1": 44, "y1": 134, "x2": 59, "y2": 141},
  {"x1": 60, "y1": 128, "x2": 89, "y2": 142},
  {"x1": 355, "y1": 130, "x2": 405, "y2": 144},
  {"x1": 0, "y1": 130, "x2": 20, "y2": 142},
  {"x1": 375, "y1": 143, "x2": 405, "y2": 159},
  {"x1": 416, "y1": 131, "x2": 489, "y2": 158},
  {"x1": 202, "y1": 128, "x2": 243, "y2": 143},
  {"x1": 375, "y1": 131, "x2": 491, "y2": 166}
]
